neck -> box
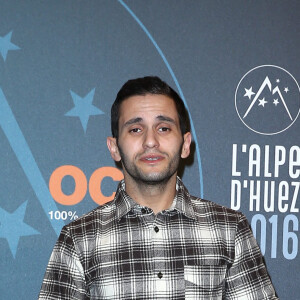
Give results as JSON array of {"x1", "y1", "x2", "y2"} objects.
[{"x1": 124, "y1": 174, "x2": 177, "y2": 214}]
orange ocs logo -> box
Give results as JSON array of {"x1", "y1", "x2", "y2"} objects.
[{"x1": 49, "y1": 165, "x2": 123, "y2": 206}]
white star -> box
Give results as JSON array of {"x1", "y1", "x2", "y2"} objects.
[
  {"x1": 258, "y1": 98, "x2": 268, "y2": 107},
  {"x1": 244, "y1": 87, "x2": 255, "y2": 99},
  {"x1": 273, "y1": 99, "x2": 279, "y2": 106},
  {"x1": 284, "y1": 87, "x2": 289, "y2": 93},
  {"x1": 276, "y1": 79, "x2": 280, "y2": 83}
]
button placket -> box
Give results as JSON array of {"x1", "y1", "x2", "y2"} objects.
[{"x1": 152, "y1": 214, "x2": 166, "y2": 292}]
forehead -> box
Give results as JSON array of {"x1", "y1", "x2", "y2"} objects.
[{"x1": 119, "y1": 94, "x2": 178, "y2": 123}]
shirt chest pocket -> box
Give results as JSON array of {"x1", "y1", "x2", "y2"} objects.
[{"x1": 184, "y1": 263, "x2": 227, "y2": 300}]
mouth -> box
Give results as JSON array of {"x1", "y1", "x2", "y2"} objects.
[{"x1": 140, "y1": 154, "x2": 165, "y2": 164}]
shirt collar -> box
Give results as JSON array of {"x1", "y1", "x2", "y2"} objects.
[
  {"x1": 173, "y1": 177, "x2": 196, "y2": 220},
  {"x1": 114, "y1": 180, "x2": 137, "y2": 220},
  {"x1": 113, "y1": 177, "x2": 196, "y2": 221}
]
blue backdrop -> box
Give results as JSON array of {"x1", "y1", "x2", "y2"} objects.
[{"x1": 0, "y1": 1, "x2": 299, "y2": 298}]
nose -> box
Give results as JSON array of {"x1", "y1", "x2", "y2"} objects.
[{"x1": 142, "y1": 129, "x2": 159, "y2": 149}]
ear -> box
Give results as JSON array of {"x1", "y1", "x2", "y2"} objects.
[
  {"x1": 107, "y1": 137, "x2": 121, "y2": 162},
  {"x1": 181, "y1": 132, "x2": 192, "y2": 159}
]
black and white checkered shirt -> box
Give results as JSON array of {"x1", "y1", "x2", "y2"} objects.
[{"x1": 39, "y1": 178, "x2": 278, "y2": 299}]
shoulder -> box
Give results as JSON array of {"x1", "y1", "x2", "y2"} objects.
[
  {"x1": 177, "y1": 177, "x2": 246, "y2": 225},
  {"x1": 189, "y1": 195, "x2": 246, "y2": 226},
  {"x1": 61, "y1": 199, "x2": 117, "y2": 236},
  {"x1": 188, "y1": 196, "x2": 252, "y2": 247}
]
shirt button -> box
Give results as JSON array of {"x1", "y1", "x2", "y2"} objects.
[
  {"x1": 154, "y1": 226, "x2": 159, "y2": 233},
  {"x1": 157, "y1": 272, "x2": 163, "y2": 279},
  {"x1": 141, "y1": 208, "x2": 146, "y2": 214}
]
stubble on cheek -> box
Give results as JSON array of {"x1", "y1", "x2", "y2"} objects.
[{"x1": 116, "y1": 139, "x2": 183, "y2": 185}]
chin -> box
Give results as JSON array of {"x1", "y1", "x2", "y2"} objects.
[{"x1": 137, "y1": 172, "x2": 175, "y2": 185}]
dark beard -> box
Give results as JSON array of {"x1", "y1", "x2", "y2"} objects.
[{"x1": 117, "y1": 140, "x2": 183, "y2": 187}]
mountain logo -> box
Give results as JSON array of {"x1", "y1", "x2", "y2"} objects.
[{"x1": 235, "y1": 65, "x2": 300, "y2": 135}]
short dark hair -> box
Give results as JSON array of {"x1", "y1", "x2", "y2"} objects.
[{"x1": 111, "y1": 76, "x2": 190, "y2": 138}]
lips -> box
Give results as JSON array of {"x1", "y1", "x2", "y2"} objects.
[{"x1": 139, "y1": 154, "x2": 165, "y2": 163}]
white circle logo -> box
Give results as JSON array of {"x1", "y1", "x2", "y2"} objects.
[{"x1": 235, "y1": 65, "x2": 300, "y2": 135}]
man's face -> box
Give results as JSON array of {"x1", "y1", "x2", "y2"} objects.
[{"x1": 107, "y1": 94, "x2": 191, "y2": 185}]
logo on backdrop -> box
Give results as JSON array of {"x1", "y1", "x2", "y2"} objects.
[{"x1": 235, "y1": 65, "x2": 300, "y2": 135}]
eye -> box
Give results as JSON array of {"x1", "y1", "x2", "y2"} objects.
[
  {"x1": 158, "y1": 127, "x2": 170, "y2": 132},
  {"x1": 129, "y1": 127, "x2": 142, "y2": 133}
]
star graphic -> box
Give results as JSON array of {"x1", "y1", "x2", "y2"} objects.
[
  {"x1": 273, "y1": 99, "x2": 279, "y2": 106},
  {"x1": 0, "y1": 201, "x2": 40, "y2": 258},
  {"x1": 65, "y1": 88, "x2": 104, "y2": 132},
  {"x1": 284, "y1": 87, "x2": 289, "y2": 93},
  {"x1": 0, "y1": 31, "x2": 20, "y2": 61},
  {"x1": 258, "y1": 97, "x2": 268, "y2": 107},
  {"x1": 244, "y1": 87, "x2": 255, "y2": 99}
]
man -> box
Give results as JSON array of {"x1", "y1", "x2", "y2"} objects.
[{"x1": 39, "y1": 76, "x2": 278, "y2": 299}]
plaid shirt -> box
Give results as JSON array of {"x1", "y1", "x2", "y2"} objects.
[{"x1": 39, "y1": 178, "x2": 278, "y2": 299}]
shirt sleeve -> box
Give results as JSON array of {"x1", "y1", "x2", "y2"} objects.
[
  {"x1": 38, "y1": 226, "x2": 88, "y2": 300},
  {"x1": 225, "y1": 213, "x2": 278, "y2": 299}
]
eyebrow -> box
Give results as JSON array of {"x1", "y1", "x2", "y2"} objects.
[
  {"x1": 122, "y1": 115, "x2": 177, "y2": 129},
  {"x1": 122, "y1": 117, "x2": 143, "y2": 129},
  {"x1": 156, "y1": 115, "x2": 177, "y2": 125}
]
